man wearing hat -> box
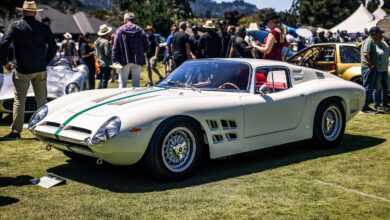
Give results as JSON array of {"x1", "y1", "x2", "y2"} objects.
[
  {"x1": 360, "y1": 26, "x2": 384, "y2": 113},
  {"x1": 198, "y1": 20, "x2": 221, "y2": 58},
  {"x1": 145, "y1": 25, "x2": 163, "y2": 85},
  {"x1": 95, "y1": 24, "x2": 113, "y2": 89},
  {"x1": 0, "y1": 1, "x2": 56, "y2": 140},
  {"x1": 112, "y1": 12, "x2": 149, "y2": 88},
  {"x1": 61, "y1": 32, "x2": 77, "y2": 65}
]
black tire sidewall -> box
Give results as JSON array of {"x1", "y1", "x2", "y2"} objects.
[
  {"x1": 144, "y1": 117, "x2": 203, "y2": 181},
  {"x1": 313, "y1": 99, "x2": 346, "y2": 149}
]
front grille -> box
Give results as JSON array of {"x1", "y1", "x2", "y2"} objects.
[{"x1": 2, "y1": 97, "x2": 54, "y2": 112}]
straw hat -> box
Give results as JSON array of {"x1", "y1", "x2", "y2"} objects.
[
  {"x1": 145, "y1": 25, "x2": 155, "y2": 32},
  {"x1": 16, "y1": 1, "x2": 43, "y2": 12},
  {"x1": 203, "y1": 20, "x2": 216, "y2": 29},
  {"x1": 63, "y1": 32, "x2": 72, "y2": 39},
  {"x1": 98, "y1": 24, "x2": 112, "y2": 36}
]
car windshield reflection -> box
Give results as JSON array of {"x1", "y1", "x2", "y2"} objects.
[{"x1": 157, "y1": 60, "x2": 251, "y2": 92}]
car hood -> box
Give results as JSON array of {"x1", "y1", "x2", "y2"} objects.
[
  {"x1": 0, "y1": 69, "x2": 77, "y2": 100},
  {"x1": 66, "y1": 87, "x2": 243, "y2": 116}
]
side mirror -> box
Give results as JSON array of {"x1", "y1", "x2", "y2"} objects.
[{"x1": 257, "y1": 84, "x2": 270, "y2": 95}]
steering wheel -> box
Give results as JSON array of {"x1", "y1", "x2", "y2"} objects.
[
  {"x1": 306, "y1": 58, "x2": 315, "y2": 67},
  {"x1": 218, "y1": 82, "x2": 240, "y2": 90}
]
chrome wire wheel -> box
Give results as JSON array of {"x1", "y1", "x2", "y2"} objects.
[
  {"x1": 321, "y1": 105, "x2": 342, "y2": 142},
  {"x1": 162, "y1": 127, "x2": 196, "y2": 173}
]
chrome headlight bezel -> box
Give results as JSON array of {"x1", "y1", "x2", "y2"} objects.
[
  {"x1": 28, "y1": 105, "x2": 48, "y2": 129},
  {"x1": 89, "y1": 116, "x2": 121, "y2": 145},
  {"x1": 65, "y1": 82, "x2": 80, "y2": 94}
]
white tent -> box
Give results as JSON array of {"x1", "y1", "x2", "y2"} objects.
[
  {"x1": 373, "y1": 7, "x2": 387, "y2": 19},
  {"x1": 365, "y1": 7, "x2": 388, "y2": 29},
  {"x1": 330, "y1": 4, "x2": 374, "y2": 33}
]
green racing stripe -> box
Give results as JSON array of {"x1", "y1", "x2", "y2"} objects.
[{"x1": 54, "y1": 88, "x2": 166, "y2": 140}]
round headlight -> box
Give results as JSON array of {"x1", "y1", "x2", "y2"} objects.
[
  {"x1": 65, "y1": 83, "x2": 80, "y2": 94},
  {"x1": 90, "y1": 116, "x2": 121, "y2": 145},
  {"x1": 28, "y1": 105, "x2": 48, "y2": 129}
]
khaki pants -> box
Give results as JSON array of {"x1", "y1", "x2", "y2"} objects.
[{"x1": 12, "y1": 70, "x2": 47, "y2": 132}]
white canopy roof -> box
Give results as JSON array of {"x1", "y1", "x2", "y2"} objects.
[
  {"x1": 364, "y1": 7, "x2": 388, "y2": 30},
  {"x1": 373, "y1": 8, "x2": 387, "y2": 20},
  {"x1": 330, "y1": 4, "x2": 374, "y2": 33}
]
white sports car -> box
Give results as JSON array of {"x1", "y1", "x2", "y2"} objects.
[
  {"x1": 29, "y1": 59, "x2": 365, "y2": 181},
  {"x1": 0, "y1": 59, "x2": 89, "y2": 119}
]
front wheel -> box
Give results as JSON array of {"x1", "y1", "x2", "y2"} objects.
[
  {"x1": 312, "y1": 99, "x2": 346, "y2": 149},
  {"x1": 142, "y1": 117, "x2": 204, "y2": 181}
]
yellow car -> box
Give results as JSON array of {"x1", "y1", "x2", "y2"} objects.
[{"x1": 288, "y1": 42, "x2": 390, "y2": 90}]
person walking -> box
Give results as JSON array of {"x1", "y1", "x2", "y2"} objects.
[
  {"x1": 145, "y1": 25, "x2": 163, "y2": 85},
  {"x1": 78, "y1": 33, "x2": 96, "y2": 89},
  {"x1": 251, "y1": 12, "x2": 285, "y2": 61},
  {"x1": 373, "y1": 33, "x2": 389, "y2": 112},
  {"x1": 171, "y1": 21, "x2": 195, "y2": 69},
  {"x1": 360, "y1": 27, "x2": 383, "y2": 113},
  {"x1": 0, "y1": 1, "x2": 56, "y2": 140},
  {"x1": 95, "y1": 24, "x2": 112, "y2": 89},
  {"x1": 112, "y1": 12, "x2": 149, "y2": 88}
]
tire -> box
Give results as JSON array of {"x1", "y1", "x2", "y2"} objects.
[
  {"x1": 352, "y1": 77, "x2": 362, "y2": 86},
  {"x1": 142, "y1": 117, "x2": 204, "y2": 181},
  {"x1": 312, "y1": 99, "x2": 346, "y2": 149}
]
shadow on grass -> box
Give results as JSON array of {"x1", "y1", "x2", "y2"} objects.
[
  {"x1": 0, "y1": 175, "x2": 33, "y2": 207},
  {"x1": 47, "y1": 134, "x2": 385, "y2": 193},
  {"x1": 0, "y1": 196, "x2": 19, "y2": 207}
]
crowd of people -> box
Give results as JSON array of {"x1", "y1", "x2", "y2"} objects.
[{"x1": 0, "y1": 1, "x2": 389, "y2": 139}]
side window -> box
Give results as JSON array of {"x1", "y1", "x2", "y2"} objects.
[
  {"x1": 316, "y1": 46, "x2": 336, "y2": 62},
  {"x1": 339, "y1": 46, "x2": 360, "y2": 63},
  {"x1": 255, "y1": 67, "x2": 290, "y2": 94}
]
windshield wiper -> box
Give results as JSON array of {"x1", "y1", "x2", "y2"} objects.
[{"x1": 167, "y1": 81, "x2": 201, "y2": 93}]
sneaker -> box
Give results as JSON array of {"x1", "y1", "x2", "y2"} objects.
[
  {"x1": 2, "y1": 131, "x2": 21, "y2": 140},
  {"x1": 361, "y1": 107, "x2": 377, "y2": 114}
]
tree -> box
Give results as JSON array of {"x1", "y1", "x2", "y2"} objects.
[
  {"x1": 224, "y1": 10, "x2": 244, "y2": 26},
  {"x1": 0, "y1": 0, "x2": 24, "y2": 19},
  {"x1": 291, "y1": 0, "x2": 364, "y2": 29}
]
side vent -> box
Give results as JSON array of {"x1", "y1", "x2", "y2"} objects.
[
  {"x1": 212, "y1": 134, "x2": 224, "y2": 144},
  {"x1": 316, "y1": 72, "x2": 325, "y2": 79},
  {"x1": 225, "y1": 133, "x2": 238, "y2": 141},
  {"x1": 221, "y1": 120, "x2": 237, "y2": 130},
  {"x1": 206, "y1": 120, "x2": 219, "y2": 130}
]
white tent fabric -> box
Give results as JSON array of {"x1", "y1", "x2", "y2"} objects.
[
  {"x1": 365, "y1": 7, "x2": 388, "y2": 29},
  {"x1": 373, "y1": 8, "x2": 387, "y2": 20},
  {"x1": 330, "y1": 4, "x2": 374, "y2": 33}
]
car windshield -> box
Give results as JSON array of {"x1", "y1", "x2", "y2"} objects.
[{"x1": 157, "y1": 60, "x2": 251, "y2": 92}]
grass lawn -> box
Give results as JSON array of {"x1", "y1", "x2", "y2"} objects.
[{"x1": 1, "y1": 65, "x2": 390, "y2": 219}]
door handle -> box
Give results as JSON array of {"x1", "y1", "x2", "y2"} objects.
[{"x1": 300, "y1": 94, "x2": 305, "y2": 97}]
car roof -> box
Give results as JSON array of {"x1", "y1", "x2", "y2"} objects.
[
  {"x1": 189, "y1": 58, "x2": 292, "y2": 68},
  {"x1": 311, "y1": 42, "x2": 358, "y2": 47}
]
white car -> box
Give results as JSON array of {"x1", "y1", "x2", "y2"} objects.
[
  {"x1": 28, "y1": 59, "x2": 365, "y2": 181},
  {"x1": 0, "y1": 59, "x2": 89, "y2": 120}
]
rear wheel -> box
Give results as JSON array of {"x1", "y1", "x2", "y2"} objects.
[
  {"x1": 142, "y1": 117, "x2": 204, "y2": 181},
  {"x1": 312, "y1": 99, "x2": 345, "y2": 149}
]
